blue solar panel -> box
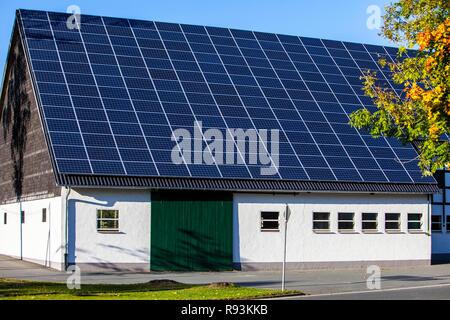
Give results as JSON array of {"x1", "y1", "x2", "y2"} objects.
[{"x1": 17, "y1": 9, "x2": 431, "y2": 184}]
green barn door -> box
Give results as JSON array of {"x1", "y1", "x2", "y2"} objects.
[{"x1": 151, "y1": 191, "x2": 233, "y2": 271}]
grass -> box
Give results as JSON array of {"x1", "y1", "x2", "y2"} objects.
[{"x1": 0, "y1": 278, "x2": 302, "y2": 300}]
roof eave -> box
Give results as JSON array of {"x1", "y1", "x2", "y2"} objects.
[{"x1": 57, "y1": 174, "x2": 440, "y2": 194}]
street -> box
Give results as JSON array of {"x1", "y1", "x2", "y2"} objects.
[{"x1": 1, "y1": 255, "x2": 450, "y2": 299}]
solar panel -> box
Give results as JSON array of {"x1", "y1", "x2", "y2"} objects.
[{"x1": 16, "y1": 9, "x2": 435, "y2": 184}]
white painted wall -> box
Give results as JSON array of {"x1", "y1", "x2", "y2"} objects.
[
  {"x1": 0, "y1": 196, "x2": 63, "y2": 269},
  {"x1": 233, "y1": 193, "x2": 431, "y2": 266},
  {"x1": 68, "y1": 188, "x2": 151, "y2": 269},
  {"x1": 0, "y1": 189, "x2": 435, "y2": 271}
]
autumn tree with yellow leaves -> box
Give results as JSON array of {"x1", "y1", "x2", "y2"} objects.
[{"x1": 350, "y1": 0, "x2": 450, "y2": 175}]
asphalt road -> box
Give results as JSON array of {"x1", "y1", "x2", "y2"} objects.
[
  {"x1": 2, "y1": 255, "x2": 450, "y2": 299},
  {"x1": 283, "y1": 283, "x2": 450, "y2": 300}
]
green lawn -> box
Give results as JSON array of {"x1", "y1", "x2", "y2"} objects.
[{"x1": 0, "y1": 278, "x2": 302, "y2": 300}]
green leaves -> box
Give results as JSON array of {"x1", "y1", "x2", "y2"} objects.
[{"x1": 350, "y1": 0, "x2": 450, "y2": 175}]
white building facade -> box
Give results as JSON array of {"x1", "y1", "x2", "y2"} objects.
[
  {"x1": 0, "y1": 9, "x2": 446, "y2": 272},
  {"x1": 0, "y1": 188, "x2": 436, "y2": 271}
]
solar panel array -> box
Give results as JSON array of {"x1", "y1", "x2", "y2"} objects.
[{"x1": 17, "y1": 9, "x2": 435, "y2": 184}]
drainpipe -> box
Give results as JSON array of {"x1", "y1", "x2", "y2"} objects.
[
  {"x1": 19, "y1": 200, "x2": 22, "y2": 260},
  {"x1": 427, "y1": 194, "x2": 431, "y2": 236},
  {"x1": 64, "y1": 187, "x2": 71, "y2": 271}
]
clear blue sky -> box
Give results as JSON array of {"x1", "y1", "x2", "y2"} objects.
[{"x1": 0, "y1": 0, "x2": 394, "y2": 72}]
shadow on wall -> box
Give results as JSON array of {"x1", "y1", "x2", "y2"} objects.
[
  {"x1": 98, "y1": 244, "x2": 148, "y2": 260},
  {"x1": 1, "y1": 42, "x2": 31, "y2": 201},
  {"x1": 71, "y1": 245, "x2": 149, "y2": 272},
  {"x1": 151, "y1": 228, "x2": 232, "y2": 272},
  {"x1": 67, "y1": 197, "x2": 119, "y2": 265},
  {"x1": 66, "y1": 191, "x2": 152, "y2": 270}
]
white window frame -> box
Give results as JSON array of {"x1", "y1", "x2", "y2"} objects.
[
  {"x1": 407, "y1": 213, "x2": 423, "y2": 232},
  {"x1": 97, "y1": 209, "x2": 120, "y2": 232},
  {"x1": 362, "y1": 212, "x2": 378, "y2": 232},
  {"x1": 385, "y1": 213, "x2": 401, "y2": 232},
  {"x1": 338, "y1": 212, "x2": 355, "y2": 232},
  {"x1": 313, "y1": 212, "x2": 330, "y2": 232},
  {"x1": 260, "y1": 211, "x2": 280, "y2": 232}
]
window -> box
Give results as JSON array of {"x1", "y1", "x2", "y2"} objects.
[
  {"x1": 21, "y1": 211, "x2": 25, "y2": 224},
  {"x1": 338, "y1": 212, "x2": 354, "y2": 231},
  {"x1": 313, "y1": 212, "x2": 330, "y2": 231},
  {"x1": 362, "y1": 213, "x2": 378, "y2": 231},
  {"x1": 432, "y1": 216, "x2": 442, "y2": 232},
  {"x1": 447, "y1": 216, "x2": 450, "y2": 233},
  {"x1": 42, "y1": 208, "x2": 47, "y2": 223},
  {"x1": 385, "y1": 213, "x2": 401, "y2": 232},
  {"x1": 3, "y1": 212, "x2": 6, "y2": 225},
  {"x1": 408, "y1": 214, "x2": 423, "y2": 232},
  {"x1": 260, "y1": 211, "x2": 279, "y2": 232},
  {"x1": 97, "y1": 210, "x2": 119, "y2": 232}
]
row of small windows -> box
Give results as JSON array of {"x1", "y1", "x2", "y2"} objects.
[
  {"x1": 314, "y1": 212, "x2": 423, "y2": 232},
  {"x1": 3, "y1": 209, "x2": 47, "y2": 225},
  {"x1": 431, "y1": 216, "x2": 450, "y2": 233},
  {"x1": 2, "y1": 208, "x2": 431, "y2": 234},
  {"x1": 260, "y1": 211, "x2": 423, "y2": 233},
  {"x1": 3, "y1": 209, "x2": 118, "y2": 233}
]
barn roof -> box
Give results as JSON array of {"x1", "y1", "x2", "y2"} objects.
[{"x1": 1, "y1": 9, "x2": 439, "y2": 193}]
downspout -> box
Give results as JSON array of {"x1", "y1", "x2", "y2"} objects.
[
  {"x1": 427, "y1": 194, "x2": 431, "y2": 236},
  {"x1": 64, "y1": 187, "x2": 71, "y2": 271},
  {"x1": 19, "y1": 200, "x2": 22, "y2": 260}
]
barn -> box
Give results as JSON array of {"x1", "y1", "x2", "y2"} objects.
[{"x1": 0, "y1": 9, "x2": 445, "y2": 272}]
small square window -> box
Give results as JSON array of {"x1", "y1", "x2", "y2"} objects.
[
  {"x1": 432, "y1": 216, "x2": 442, "y2": 232},
  {"x1": 97, "y1": 210, "x2": 119, "y2": 232},
  {"x1": 261, "y1": 211, "x2": 279, "y2": 232},
  {"x1": 408, "y1": 213, "x2": 423, "y2": 232},
  {"x1": 385, "y1": 213, "x2": 400, "y2": 232},
  {"x1": 362, "y1": 212, "x2": 378, "y2": 231},
  {"x1": 313, "y1": 212, "x2": 330, "y2": 231},
  {"x1": 446, "y1": 216, "x2": 450, "y2": 233},
  {"x1": 338, "y1": 212, "x2": 354, "y2": 231},
  {"x1": 42, "y1": 208, "x2": 47, "y2": 223}
]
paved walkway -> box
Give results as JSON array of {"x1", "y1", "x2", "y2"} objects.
[{"x1": 2, "y1": 255, "x2": 450, "y2": 296}]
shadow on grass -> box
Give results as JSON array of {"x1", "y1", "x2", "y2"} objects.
[
  {"x1": 0, "y1": 278, "x2": 300, "y2": 300},
  {"x1": 0, "y1": 279, "x2": 196, "y2": 298}
]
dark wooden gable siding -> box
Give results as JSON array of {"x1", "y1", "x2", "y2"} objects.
[{"x1": 0, "y1": 25, "x2": 60, "y2": 204}]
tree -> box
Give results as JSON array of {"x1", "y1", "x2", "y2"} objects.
[{"x1": 349, "y1": 0, "x2": 450, "y2": 175}]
